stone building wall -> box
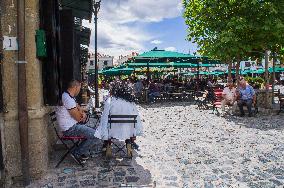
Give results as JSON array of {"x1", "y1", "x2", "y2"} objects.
[{"x1": 1, "y1": 0, "x2": 50, "y2": 186}]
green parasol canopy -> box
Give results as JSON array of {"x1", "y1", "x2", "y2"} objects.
[
  {"x1": 127, "y1": 62, "x2": 172, "y2": 68},
  {"x1": 99, "y1": 67, "x2": 134, "y2": 76},
  {"x1": 269, "y1": 67, "x2": 284, "y2": 72},
  {"x1": 137, "y1": 49, "x2": 196, "y2": 58}
]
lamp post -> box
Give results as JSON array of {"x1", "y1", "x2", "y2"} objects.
[{"x1": 93, "y1": 0, "x2": 101, "y2": 108}]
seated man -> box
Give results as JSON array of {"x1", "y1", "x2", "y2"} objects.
[
  {"x1": 94, "y1": 82, "x2": 143, "y2": 155},
  {"x1": 237, "y1": 79, "x2": 256, "y2": 117},
  {"x1": 148, "y1": 81, "x2": 161, "y2": 103},
  {"x1": 134, "y1": 79, "x2": 143, "y2": 98},
  {"x1": 56, "y1": 79, "x2": 98, "y2": 163},
  {"x1": 221, "y1": 81, "x2": 236, "y2": 112}
]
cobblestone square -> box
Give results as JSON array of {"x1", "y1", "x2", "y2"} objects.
[{"x1": 27, "y1": 103, "x2": 284, "y2": 188}]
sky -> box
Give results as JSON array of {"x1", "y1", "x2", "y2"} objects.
[{"x1": 83, "y1": 0, "x2": 198, "y2": 61}]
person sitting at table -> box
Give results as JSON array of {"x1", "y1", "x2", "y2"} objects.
[
  {"x1": 56, "y1": 79, "x2": 99, "y2": 163},
  {"x1": 221, "y1": 81, "x2": 237, "y2": 113},
  {"x1": 134, "y1": 79, "x2": 143, "y2": 98},
  {"x1": 94, "y1": 82, "x2": 143, "y2": 154},
  {"x1": 164, "y1": 79, "x2": 171, "y2": 92},
  {"x1": 148, "y1": 81, "x2": 161, "y2": 103},
  {"x1": 236, "y1": 78, "x2": 256, "y2": 117}
]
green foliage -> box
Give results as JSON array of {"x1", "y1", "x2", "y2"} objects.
[
  {"x1": 183, "y1": 0, "x2": 284, "y2": 61},
  {"x1": 244, "y1": 76, "x2": 264, "y2": 88}
]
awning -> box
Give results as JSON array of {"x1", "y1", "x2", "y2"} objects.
[
  {"x1": 75, "y1": 26, "x2": 91, "y2": 46},
  {"x1": 59, "y1": 0, "x2": 93, "y2": 21}
]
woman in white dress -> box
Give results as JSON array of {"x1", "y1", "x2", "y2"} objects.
[{"x1": 94, "y1": 82, "x2": 143, "y2": 157}]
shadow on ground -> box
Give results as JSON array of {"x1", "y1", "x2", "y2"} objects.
[{"x1": 26, "y1": 140, "x2": 153, "y2": 188}]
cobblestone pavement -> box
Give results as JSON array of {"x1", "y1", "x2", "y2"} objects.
[{"x1": 27, "y1": 102, "x2": 284, "y2": 188}]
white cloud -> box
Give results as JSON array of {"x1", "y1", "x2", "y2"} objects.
[
  {"x1": 100, "y1": 0, "x2": 183, "y2": 24},
  {"x1": 151, "y1": 40, "x2": 163, "y2": 44},
  {"x1": 165, "y1": 47, "x2": 177, "y2": 52},
  {"x1": 83, "y1": 0, "x2": 183, "y2": 60}
]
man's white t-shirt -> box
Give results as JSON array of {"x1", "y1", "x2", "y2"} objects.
[
  {"x1": 222, "y1": 87, "x2": 236, "y2": 101},
  {"x1": 56, "y1": 92, "x2": 78, "y2": 132}
]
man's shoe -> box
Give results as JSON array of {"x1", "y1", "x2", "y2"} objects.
[
  {"x1": 80, "y1": 154, "x2": 89, "y2": 160},
  {"x1": 102, "y1": 146, "x2": 107, "y2": 152},
  {"x1": 248, "y1": 113, "x2": 253, "y2": 117},
  {"x1": 132, "y1": 142, "x2": 140, "y2": 151},
  {"x1": 239, "y1": 113, "x2": 245, "y2": 117},
  {"x1": 71, "y1": 153, "x2": 86, "y2": 164}
]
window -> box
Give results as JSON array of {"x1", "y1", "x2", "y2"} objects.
[
  {"x1": 90, "y1": 60, "x2": 94, "y2": 66},
  {"x1": 103, "y1": 61, "x2": 108, "y2": 66}
]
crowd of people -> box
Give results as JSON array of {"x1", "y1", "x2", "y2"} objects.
[
  {"x1": 99, "y1": 75, "x2": 261, "y2": 117},
  {"x1": 99, "y1": 76, "x2": 229, "y2": 103}
]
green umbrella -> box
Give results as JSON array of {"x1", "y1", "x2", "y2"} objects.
[
  {"x1": 269, "y1": 67, "x2": 284, "y2": 72},
  {"x1": 251, "y1": 69, "x2": 265, "y2": 74},
  {"x1": 127, "y1": 62, "x2": 172, "y2": 68},
  {"x1": 101, "y1": 67, "x2": 134, "y2": 76},
  {"x1": 137, "y1": 49, "x2": 195, "y2": 58}
]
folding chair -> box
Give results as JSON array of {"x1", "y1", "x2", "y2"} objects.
[
  {"x1": 194, "y1": 91, "x2": 209, "y2": 109},
  {"x1": 49, "y1": 111, "x2": 87, "y2": 167},
  {"x1": 106, "y1": 115, "x2": 138, "y2": 158},
  {"x1": 212, "y1": 89, "x2": 223, "y2": 115}
]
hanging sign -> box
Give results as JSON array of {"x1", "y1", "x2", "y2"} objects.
[{"x1": 3, "y1": 36, "x2": 18, "y2": 51}]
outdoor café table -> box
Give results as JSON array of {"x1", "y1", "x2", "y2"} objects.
[
  {"x1": 178, "y1": 87, "x2": 186, "y2": 92},
  {"x1": 169, "y1": 92, "x2": 183, "y2": 101},
  {"x1": 184, "y1": 90, "x2": 195, "y2": 101}
]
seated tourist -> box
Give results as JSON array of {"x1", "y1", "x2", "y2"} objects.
[
  {"x1": 148, "y1": 81, "x2": 161, "y2": 103},
  {"x1": 134, "y1": 79, "x2": 143, "y2": 98},
  {"x1": 56, "y1": 79, "x2": 98, "y2": 163},
  {"x1": 221, "y1": 81, "x2": 237, "y2": 113},
  {"x1": 94, "y1": 82, "x2": 143, "y2": 151},
  {"x1": 237, "y1": 78, "x2": 256, "y2": 117}
]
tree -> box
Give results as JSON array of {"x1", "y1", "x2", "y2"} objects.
[{"x1": 183, "y1": 0, "x2": 284, "y2": 107}]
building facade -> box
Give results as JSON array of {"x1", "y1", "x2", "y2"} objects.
[
  {"x1": 0, "y1": 0, "x2": 92, "y2": 186},
  {"x1": 87, "y1": 53, "x2": 114, "y2": 71},
  {"x1": 116, "y1": 52, "x2": 139, "y2": 66}
]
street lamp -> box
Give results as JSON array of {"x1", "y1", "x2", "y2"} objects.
[{"x1": 93, "y1": 0, "x2": 101, "y2": 108}]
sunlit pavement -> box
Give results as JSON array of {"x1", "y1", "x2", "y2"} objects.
[{"x1": 27, "y1": 102, "x2": 284, "y2": 188}]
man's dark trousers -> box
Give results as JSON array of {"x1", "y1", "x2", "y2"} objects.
[{"x1": 237, "y1": 99, "x2": 253, "y2": 116}]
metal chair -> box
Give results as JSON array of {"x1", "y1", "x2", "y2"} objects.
[
  {"x1": 106, "y1": 115, "x2": 137, "y2": 158},
  {"x1": 49, "y1": 111, "x2": 87, "y2": 167}
]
